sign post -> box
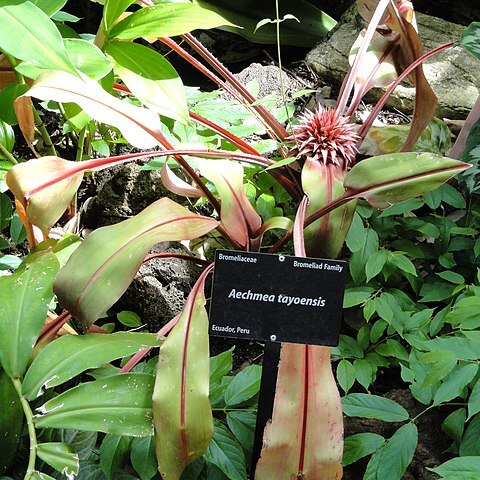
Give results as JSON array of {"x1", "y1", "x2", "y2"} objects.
[{"x1": 209, "y1": 250, "x2": 347, "y2": 473}]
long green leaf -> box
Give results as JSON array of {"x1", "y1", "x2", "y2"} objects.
[
  {"x1": 105, "y1": 41, "x2": 189, "y2": 124},
  {"x1": 22, "y1": 332, "x2": 163, "y2": 400},
  {"x1": 0, "y1": 0, "x2": 76, "y2": 74},
  {"x1": 0, "y1": 250, "x2": 59, "y2": 378},
  {"x1": 34, "y1": 373, "x2": 154, "y2": 437},
  {"x1": 153, "y1": 267, "x2": 213, "y2": 480},
  {"x1": 428, "y1": 456, "x2": 480, "y2": 479},
  {"x1": 364, "y1": 423, "x2": 418, "y2": 480},
  {"x1": 37, "y1": 442, "x2": 79, "y2": 478},
  {"x1": 199, "y1": 0, "x2": 336, "y2": 47},
  {"x1": 0, "y1": 369, "x2": 23, "y2": 474},
  {"x1": 54, "y1": 197, "x2": 218, "y2": 329},
  {"x1": 342, "y1": 393, "x2": 409, "y2": 422},
  {"x1": 109, "y1": 2, "x2": 235, "y2": 41},
  {"x1": 343, "y1": 153, "x2": 470, "y2": 208}
]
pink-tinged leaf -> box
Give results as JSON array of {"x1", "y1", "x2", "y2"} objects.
[
  {"x1": 153, "y1": 266, "x2": 213, "y2": 480},
  {"x1": 6, "y1": 157, "x2": 83, "y2": 234},
  {"x1": 161, "y1": 163, "x2": 204, "y2": 198},
  {"x1": 301, "y1": 159, "x2": 356, "y2": 258},
  {"x1": 20, "y1": 70, "x2": 164, "y2": 149},
  {"x1": 256, "y1": 343, "x2": 343, "y2": 479},
  {"x1": 385, "y1": 1, "x2": 437, "y2": 151},
  {"x1": 343, "y1": 152, "x2": 470, "y2": 208},
  {"x1": 293, "y1": 196, "x2": 308, "y2": 257},
  {"x1": 197, "y1": 159, "x2": 261, "y2": 249},
  {"x1": 14, "y1": 95, "x2": 35, "y2": 143},
  {"x1": 252, "y1": 216, "x2": 293, "y2": 245},
  {"x1": 54, "y1": 198, "x2": 219, "y2": 329}
]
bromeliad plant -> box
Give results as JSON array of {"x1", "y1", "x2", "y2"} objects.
[{"x1": 0, "y1": 0, "x2": 473, "y2": 478}]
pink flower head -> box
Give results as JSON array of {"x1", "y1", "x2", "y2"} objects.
[{"x1": 292, "y1": 106, "x2": 360, "y2": 169}]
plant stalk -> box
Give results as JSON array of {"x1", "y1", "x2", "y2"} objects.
[
  {"x1": 0, "y1": 142, "x2": 18, "y2": 164},
  {"x1": 12, "y1": 377, "x2": 37, "y2": 480}
]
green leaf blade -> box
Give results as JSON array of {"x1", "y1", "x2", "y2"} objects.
[
  {"x1": 342, "y1": 393, "x2": 409, "y2": 422},
  {"x1": 22, "y1": 332, "x2": 163, "y2": 400}
]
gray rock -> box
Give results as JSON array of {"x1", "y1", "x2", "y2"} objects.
[
  {"x1": 227, "y1": 63, "x2": 306, "y2": 106},
  {"x1": 83, "y1": 161, "x2": 182, "y2": 228},
  {"x1": 115, "y1": 242, "x2": 203, "y2": 332},
  {"x1": 306, "y1": 6, "x2": 480, "y2": 119}
]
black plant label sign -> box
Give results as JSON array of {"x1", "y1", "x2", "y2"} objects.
[{"x1": 209, "y1": 250, "x2": 347, "y2": 346}]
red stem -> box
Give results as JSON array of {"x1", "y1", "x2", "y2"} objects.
[
  {"x1": 358, "y1": 41, "x2": 454, "y2": 141},
  {"x1": 36, "y1": 311, "x2": 72, "y2": 345},
  {"x1": 181, "y1": 33, "x2": 290, "y2": 142}
]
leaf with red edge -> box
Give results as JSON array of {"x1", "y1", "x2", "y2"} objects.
[
  {"x1": 6, "y1": 157, "x2": 83, "y2": 234},
  {"x1": 54, "y1": 198, "x2": 218, "y2": 329},
  {"x1": 343, "y1": 152, "x2": 470, "y2": 208},
  {"x1": 153, "y1": 266, "x2": 213, "y2": 480},
  {"x1": 256, "y1": 344, "x2": 343, "y2": 479},
  {"x1": 20, "y1": 70, "x2": 164, "y2": 149},
  {"x1": 385, "y1": 1, "x2": 436, "y2": 151},
  {"x1": 161, "y1": 163, "x2": 204, "y2": 198},
  {"x1": 197, "y1": 159, "x2": 261, "y2": 249}
]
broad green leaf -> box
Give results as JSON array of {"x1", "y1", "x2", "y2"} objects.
[
  {"x1": 65, "y1": 39, "x2": 112, "y2": 80},
  {"x1": 365, "y1": 250, "x2": 388, "y2": 281},
  {"x1": 342, "y1": 433, "x2": 384, "y2": 466},
  {"x1": 0, "y1": 83, "x2": 29, "y2": 126},
  {"x1": 343, "y1": 287, "x2": 374, "y2": 308},
  {"x1": 117, "y1": 311, "x2": 142, "y2": 327},
  {"x1": 103, "y1": 0, "x2": 136, "y2": 33},
  {"x1": 459, "y1": 415, "x2": 480, "y2": 456},
  {"x1": 0, "y1": 0, "x2": 76, "y2": 74},
  {"x1": 210, "y1": 348, "x2": 233, "y2": 385},
  {"x1": 378, "y1": 198, "x2": 424, "y2": 217},
  {"x1": 349, "y1": 228, "x2": 379, "y2": 285},
  {"x1": 344, "y1": 153, "x2": 470, "y2": 209},
  {"x1": 9, "y1": 211, "x2": 26, "y2": 244},
  {"x1": 37, "y1": 442, "x2": 79, "y2": 478},
  {"x1": 204, "y1": 421, "x2": 246, "y2": 480},
  {"x1": 434, "y1": 363, "x2": 478, "y2": 405},
  {"x1": 22, "y1": 332, "x2": 163, "y2": 400},
  {"x1": 442, "y1": 408, "x2": 466, "y2": 451},
  {"x1": 418, "y1": 350, "x2": 457, "y2": 387},
  {"x1": 100, "y1": 434, "x2": 132, "y2": 479},
  {"x1": 226, "y1": 410, "x2": 256, "y2": 454},
  {"x1": 390, "y1": 253, "x2": 417, "y2": 276},
  {"x1": 0, "y1": 119, "x2": 14, "y2": 154},
  {"x1": 22, "y1": 70, "x2": 164, "y2": 149},
  {"x1": 345, "y1": 212, "x2": 366, "y2": 253},
  {"x1": 445, "y1": 295, "x2": 480, "y2": 330},
  {"x1": 54, "y1": 198, "x2": 218, "y2": 328},
  {"x1": 131, "y1": 437, "x2": 157, "y2": 480},
  {"x1": 461, "y1": 22, "x2": 480, "y2": 61},
  {"x1": 0, "y1": 253, "x2": 22, "y2": 269},
  {"x1": 428, "y1": 456, "x2": 480, "y2": 478},
  {"x1": 54, "y1": 429, "x2": 98, "y2": 461},
  {"x1": 364, "y1": 423, "x2": 418, "y2": 480},
  {"x1": 469, "y1": 379, "x2": 480, "y2": 420},
  {"x1": 34, "y1": 373, "x2": 154, "y2": 436},
  {"x1": 109, "y1": 2, "x2": 235, "y2": 41},
  {"x1": 342, "y1": 394, "x2": 409, "y2": 422},
  {"x1": 337, "y1": 359, "x2": 355, "y2": 394},
  {"x1": 30, "y1": 0, "x2": 67, "y2": 17},
  {"x1": 6, "y1": 157, "x2": 84, "y2": 233},
  {"x1": 255, "y1": 345, "x2": 343, "y2": 478},
  {"x1": 353, "y1": 358, "x2": 375, "y2": 390},
  {"x1": 106, "y1": 41, "x2": 189, "y2": 124},
  {"x1": 0, "y1": 369, "x2": 22, "y2": 475},
  {"x1": 225, "y1": 364, "x2": 261, "y2": 406},
  {"x1": 437, "y1": 271, "x2": 465, "y2": 285},
  {"x1": 0, "y1": 192, "x2": 12, "y2": 231},
  {"x1": 0, "y1": 250, "x2": 59, "y2": 378},
  {"x1": 199, "y1": 0, "x2": 336, "y2": 47},
  {"x1": 153, "y1": 269, "x2": 213, "y2": 480}
]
